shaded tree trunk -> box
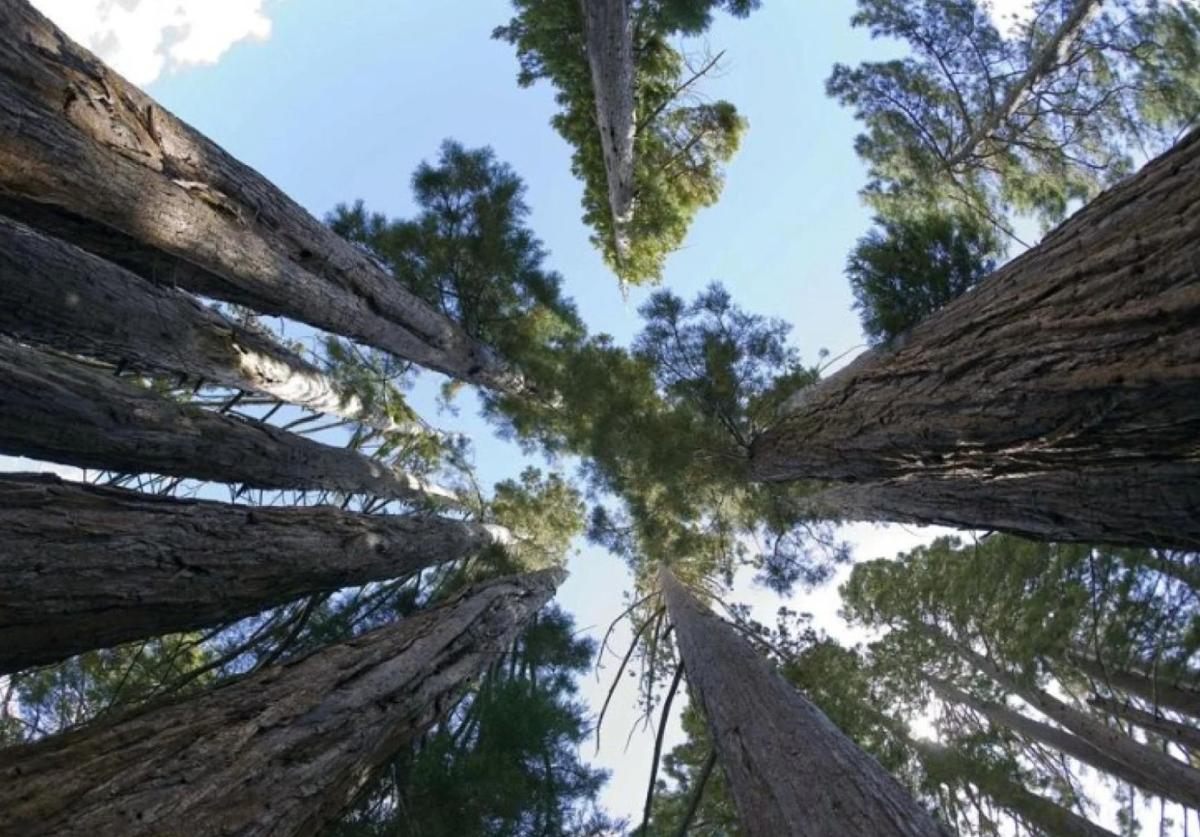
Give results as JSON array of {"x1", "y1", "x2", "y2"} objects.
[
  {"x1": 0, "y1": 473, "x2": 507, "y2": 673},
  {"x1": 0, "y1": 0, "x2": 521, "y2": 394},
  {"x1": 580, "y1": 0, "x2": 637, "y2": 262},
  {"x1": 659, "y1": 567, "x2": 948, "y2": 837},
  {"x1": 0, "y1": 338, "x2": 449, "y2": 503},
  {"x1": 0, "y1": 569, "x2": 562, "y2": 836},
  {"x1": 1068, "y1": 650, "x2": 1200, "y2": 720},
  {"x1": 0, "y1": 216, "x2": 414, "y2": 433},
  {"x1": 1087, "y1": 696, "x2": 1200, "y2": 752},
  {"x1": 751, "y1": 129, "x2": 1200, "y2": 548}
]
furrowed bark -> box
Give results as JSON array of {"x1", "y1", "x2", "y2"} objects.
[
  {"x1": 0, "y1": 338, "x2": 450, "y2": 503},
  {"x1": 580, "y1": 0, "x2": 637, "y2": 261},
  {"x1": 0, "y1": 568, "x2": 564, "y2": 836},
  {"x1": 0, "y1": 216, "x2": 413, "y2": 433},
  {"x1": 1068, "y1": 651, "x2": 1200, "y2": 720},
  {"x1": 751, "y1": 129, "x2": 1200, "y2": 546},
  {"x1": 1087, "y1": 696, "x2": 1200, "y2": 751},
  {"x1": 0, "y1": 473, "x2": 507, "y2": 674},
  {"x1": 0, "y1": 0, "x2": 521, "y2": 394},
  {"x1": 659, "y1": 567, "x2": 948, "y2": 837}
]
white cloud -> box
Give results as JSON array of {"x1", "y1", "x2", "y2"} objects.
[
  {"x1": 29, "y1": 0, "x2": 273, "y2": 86},
  {"x1": 986, "y1": 0, "x2": 1035, "y2": 35}
]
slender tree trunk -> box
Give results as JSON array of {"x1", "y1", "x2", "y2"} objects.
[
  {"x1": 1087, "y1": 696, "x2": 1200, "y2": 752},
  {"x1": 751, "y1": 129, "x2": 1200, "y2": 548},
  {"x1": 945, "y1": 0, "x2": 1103, "y2": 169},
  {"x1": 0, "y1": 569, "x2": 563, "y2": 836},
  {"x1": 0, "y1": 0, "x2": 520, "y2": 394},
  {"x1": 1068, "y1": 650, "x2": 1200, "y2": 720},
  {"x1": 0, "y1": 473, "x2": 507, "y2": 673},
  {"x1": 580, "y1": 0, "x2": 636, "y2": 262},
  {"x1": 0, "y1": 338, "x2": 450, "y2": 503},
  {"x1": 0, "y1": 216, "x2": 414, "y2": 433},
  {"x1": 659, "y1": 567, "x2": 948, "y2": 837},
  {"x1": 913, "y1": 740, "x2": 1118, "y2": 837}
]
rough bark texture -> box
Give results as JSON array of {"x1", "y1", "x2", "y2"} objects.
[
  {"x1": 659, "y1": 568, "x2": 948, "y2": 837},
  {"x1": 0, "y1": 338, "x2": 440, "y2": 502},
  {"x1": 0, "y1": 473, "x2": 506, "y2": 674},
  {"x1": 0, "y1": 568, "x2": 563, "y2": 836},
  {"x1": 751, "y1": 129, "x2": 1200, "y2": 546},
  {"x1": 580, "y1": 0, "x2": 637, "y2": 260},
  {"x1": 1068, "y1": 651, "x2": 1200, "y2": 720},
  {"x1": 0, "y1": 216, "x2": 408, "y2": 432},
  {"x1": 1087, "y1": 696, "x2": 1200, "y2": 751},
  {"x1": 0, "y1": 0, "x2": 520, "y2": 393}
]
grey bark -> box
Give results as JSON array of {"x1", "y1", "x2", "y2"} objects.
[
  {"x1": 1087, "y1": 696, "x2": 1200, "y2": 752},
  {"x1": 0, "y1": 215, "x2": 413, "y2": 433},
  {"x1": 751, "y1": 129, "x2": 1200, "y2": 547},
  {"x1": 1068, "y1": 650, "x2": 1200, "y2": 720},
  {"x1": 580, "y1": 0, "x2": 636, "y2": 261},
  {"x1": 0, "y1": 568, "x2": 563, "y2": 836},
  {"x1": 0, "y1": 473, "x2": 507, "y2": 674},
  {"x1": 0, "y1": 0, "x2": 521, "y2": 394},
  {"x1": 659, "y1": 567, "x2": 948, "y2": 837},
  {"x1": 0, "y1": 338, "x2": 446, "y2": 503}
]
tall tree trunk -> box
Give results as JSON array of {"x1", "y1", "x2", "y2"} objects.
[
  {"x1": 1087, "y1": 696, "x2": 1200, "y2": 752},
  {"x1": 929, "y1": 677, "x2": 1188, "y2": 805},
  {"x1": 0, "y1": 338, "x2": 451, "y2": 503},
  {"x1": 0, "y1": 569, "x2": 563, "y2": 836},
  {"x1": 945, "y1": 0, "x2": 1103, "y2": 169},
  {"x1": 0, "y1": 216, "x2": 414, "y2": 433},
  {"x1": 659, "y1": 567, "x2": 948, "y2": 837},
  {"x1": 580, "y1": 0, "x2": 637, "y2": 262},
  {"x1": 0, "y1": 473, "x2": 507, "y2": 673},
  {"x1": 751, "y1": 129, "x2": 1200, "y2": 548},
  {"x1": 1068, "y1": 650, "x2": 1200, "y2": 720},
  {"x1": 913, "y1": 739, "x2": 1118, "y2": 837},
  {"x1": 0, "y1": 0, "x2": 520, "y2": 394}
]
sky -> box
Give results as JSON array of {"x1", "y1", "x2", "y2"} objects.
[{"x1": 14, "y1": 0, "x2": 1171, "y2": 832}]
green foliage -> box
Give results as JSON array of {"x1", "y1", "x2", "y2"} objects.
[{"x1": 488, "y1": 466, "x2": 586, "y2": 570}]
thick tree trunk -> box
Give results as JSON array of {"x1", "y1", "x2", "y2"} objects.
[
  {"x1": 914, "y1": 740, "x2": 1117, "y2": 837},
  {"x1": 0, "y1": 216, "x2": 412, "y2": 433},
  {"x1": 929, "y1": 678, "x2": 1188, "y2": 805},
  {"x1": 1068, "y1": 650, "x2": 1200, "y2": 720},
  {"x1": 0, "y1": 0, "x2": 520, "y2": 394},
  {"x1": 0, "y1": 569, "x2": 562, "y2": 836},
  {"x1": 0, "y1": 473, "x2": 506, "y2": 673},
  {"x1": 1087, "y1": 696, "x2": 1200, "y2": 751},
  {"x1": 580, "y1": 0, "x2": 636, "y2": 261},
  {"x1": 751, "y1": 129, "x2": 1200, "y2": 547},
  {"x1": 0, "y1": 338, "x2": 449, "y2": 503},
  {"x1": 659, "y1": 567, "x2": 948, "y2": 837}
]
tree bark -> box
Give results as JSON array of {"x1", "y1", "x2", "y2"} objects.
[
  {"x1": 913, "y1": 739, "x2": 1118, "y2": 837},
  {"x1": 580, "y1": 0, "x2": 637, "y2": 261},
  {"x1": 0, "y1": 338, "x2": 449, "y2": 503},
  {"x1": 1068, "y1": 650, "x2": 1200, "y2": 720},
  {"x1": 0, "y1": 568, "x2": 563, "y2": 836},
  {"x1": 0, "y1": 473, "x2": 507, "y2": 674},
  {"x1": 659, "y1": 567, "x2": 948, "y2": 837},
  {"x1": 1087, "y1": 696, "x2": 1200, "y2": 752},
  {"x1": 751, "y1": 129, "x2": 1200, "y2": 547},
  {"x1": 0, "y1": 216, "x2": 413, "y2": 433},
  {"x1": 0, "y1": 0, "x2": 520, "y2": 394}
]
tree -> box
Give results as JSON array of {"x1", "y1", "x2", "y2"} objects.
[{"x1": 0, "y1": 569, "x2": 563, "y2": 837}]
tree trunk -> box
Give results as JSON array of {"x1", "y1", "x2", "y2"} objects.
[
  {"x1": 914, "y1": 740, "x2": 1118, "y2": 837},
  {"x1": 0, "y1": 216, "x2": 414, "y2": 433},
  {"x1": 0, "y1": 473, "x2": 507, "y2": 673},
  {"x1": 1068, "y1": 650, "x2": 1200, "y2": 720},
  {"x1": 0, "y1": 338, "x2": 450, "y2": 503},
  {"x1": 659, "y1": 567, "x2": 948, "y2": 837},
  {"x1": 0, "y1": 0, "x2": 520, "y2": 394},
  {"x1": 751, "y1": 129, "x2": 1200, "y2": 548},
  {"x1": 580, "y1": 0, "x2": 637, "y2": 262},
  {"x1": 1087, "y1": 696, "x2": 1200, "y2": 752},
  {"x1": 0, "y1": 568, "x2": 563, "y2": 836},
  {"x1": 929, "y1": 678, "x2": 1194, "y2": 806}
]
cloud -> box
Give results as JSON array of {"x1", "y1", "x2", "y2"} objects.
[
  {"x1": 29, "y1": 0, "x2": 274, "y2": 86},
  {"x1": 986, "y1": 0, "x2": 1035, "y2": 34}
]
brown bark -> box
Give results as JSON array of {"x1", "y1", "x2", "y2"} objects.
[
  {"x1": 659, "y1": 567, "x2": 948, "y2": 837},
  {"x1": 0, "y1": 216, "x2": 411, "y2": 433},
  {"x1": 0, "y1": 0, "x2": 520, "y2": 393},
  {"x1": 1087, "y1": 696, "x2": 1200, "y2": 752},
  {"x1": 1068, "y1": 650, "x2": 1200, "y2": 720},
  {"x1": 0, "y1": 568, "x2": 563, "y2": 836},
  {"x1": 0, "y1": 338, "x2": 444, "y2": 503},
  {"x1": 0, "y1": 473, "x2": 506, "y2": 674},
  {"x1": 751, "y1": 129, "x2": 1200, "y2": 547}
]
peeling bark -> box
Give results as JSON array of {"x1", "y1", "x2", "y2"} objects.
[
  {"x1": 659, "y1": 568, "x2": 948, "y2": 837},
  {"x1": 1087, "y1": 696, "x2": 1200, "y2": 752},
  {"x1": 0, "y1": 216, "x2": 412, "y2": 433},
  {"x1": 0, "y1": 0, "x2": 521, "y2": 393},
  {"x1": 752, "y1": 130, "x2": 1200, "y2": 546},
  {"x1": 0, "y1": 473, "x2": 506, "y2": 673},
  {"x1": 0, "y1": 338, "x2": 447, "y2": 503},
  {"x1": 0, "y1": 569, "x2": 563, "y2": 836}
]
